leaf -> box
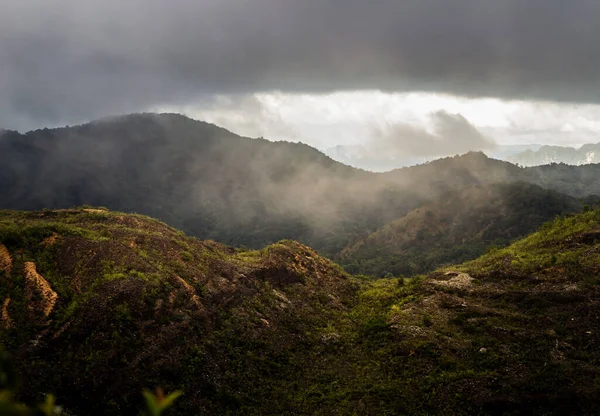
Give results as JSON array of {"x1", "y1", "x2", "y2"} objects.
[
  {"x1": 39, "y1": 394, "x2": 59, "y2": 416},
  {"x1": 158, "y1": 390, "x2": 182, "y2": 411},
  {"x1": 142, "y1": 390, "x2": 161, "y2": 416},
  {"x1": 142, "y1": 388, "x2": 182, "y2": 415}
]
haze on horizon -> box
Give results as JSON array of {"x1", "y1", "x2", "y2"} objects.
[{"x1": 2, "y1": 0, "x2": 600, "y2": 162}]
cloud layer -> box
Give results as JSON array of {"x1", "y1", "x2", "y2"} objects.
[
  {"x1": 369, "y1": 111, "x2": 496, "y2": 159},
  {"x1": 2, "y1": 0, "x2": 600, "y2": 129}
]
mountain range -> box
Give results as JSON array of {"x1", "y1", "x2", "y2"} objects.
[
  {"x1": 508, "y1": 142, "x2": 600, "y2": 166},
  {"x1": 2, "y1": 113, "x2": 600, "y2": 259},
  {"x1": 3, "y1": 113, "x2": 600, "y2": 278},
  {"x1": 326, "y1": 142, "x2": 600, "y2": 170},
  {"x1": 323, "y1": 143, "x2": 544, "y2": 171}
]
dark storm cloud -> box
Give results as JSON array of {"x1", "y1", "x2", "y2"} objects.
[{"x1": 2, "y1": 0, "x2": 600, "y2": 129}]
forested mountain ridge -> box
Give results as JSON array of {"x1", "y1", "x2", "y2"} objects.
[
  {"x1": 2, "y1": 207, "x2": 600, "y2": 414},
  {"x1": 339, "y1": 182, "x2": 594, "y2": 277},
  {"x1": 2, "y1": 113, "x2": 600, "y2": 258},
  {"x1": 0, "y1": 113, "x2": 382, "y2": 255}
]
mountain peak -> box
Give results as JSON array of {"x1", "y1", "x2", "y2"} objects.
[
  {"x1": 456, "y1": 150, "x2": 490, "y2": 160},
  {"x1": 509, "y1": 142, "x2": 600, "y2": 166}
]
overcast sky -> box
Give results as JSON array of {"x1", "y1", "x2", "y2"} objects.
[{"x1": 2, "y1": 0, "x2": 600, "y2": 154}]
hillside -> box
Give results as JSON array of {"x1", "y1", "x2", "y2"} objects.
[
  {"x1": 0, "y1": 113, "x2": 380, "y2": 255},
  {"x1": 2, "y1": 113, "x2": 600, "y2": 258},
  {"x1": 339, "y1": 183, "x2": 592, "y2": 277},
  {"x1": 0, "y1": 208, "x2": 355, "y2": 414},
  {"x1": 341, "y1": 205, "x2": 600, "y2": 415},
  {"x1": 2, "y1": 207, "x2": 600, "y2": 414}
]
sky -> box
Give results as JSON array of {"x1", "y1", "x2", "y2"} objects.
[{"x1": 2, "y1": 0, "x2": 600, "y2": 157}]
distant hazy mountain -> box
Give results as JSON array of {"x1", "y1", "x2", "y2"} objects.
[
  {"x1": 509, "y1": 143, "x2": 600, "y2": 166},
  {"x1": 324, "y1": 144, "x2": 543, "y2": 171},
  {"x1": 487, "y1": 144, "x2": 543, "y2": 161}
]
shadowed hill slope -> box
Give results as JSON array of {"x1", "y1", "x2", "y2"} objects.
[
  {"x1": 2, "y1": 113, "x2": 600, "y2": 258},
  {"x1": 339, "y1": 182, "x2": 594, "y2": 277},
  {"x1": 1, "y1": 208, "x2": 600, "y2": 414}
]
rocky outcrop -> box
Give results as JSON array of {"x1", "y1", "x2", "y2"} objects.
[{"x1": 433, "y1": 271, "x2": 474, "y2": 289}]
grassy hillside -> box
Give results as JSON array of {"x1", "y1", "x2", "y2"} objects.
[
  {"x1": 0, "y1": 208, "x2": 354, "y2": 414},
  {"x1": 2, "y1": 207, "x2": 600, "y2": 414},
  {"x1": 339, "y1": 183, "x2": 592, "y2": 277},
  {"x1": 331, "y1": 206, "x2": 600, "y2": 415}
]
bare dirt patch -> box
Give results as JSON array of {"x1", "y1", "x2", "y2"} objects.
[
  {"x1": 0, "y1": 243, "x2": 12, "y2": 273},
  {"x1": 173, "y1": 275, "x2": 204, "y2": 311},
  {"x1": 1, "y1": 297, "x2": 12, "y2": 329},
  {"x1": 40, "y1": 232, "x2": 61, "y2": 247},
  {"x1": 24, "y1": 262, "x2": 58, "y2": 317}
]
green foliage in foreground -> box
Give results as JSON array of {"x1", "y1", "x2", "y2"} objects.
[
  {"x1": 141, "y1": 389, "x2": 182, "y2": 416},
  {"x1": 0, "y1": 346, "x2": 180, "y2": 415}
]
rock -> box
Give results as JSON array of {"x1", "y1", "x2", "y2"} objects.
[{"x1": 434, "y1": 272, "x2": 474, "y2": 289}]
